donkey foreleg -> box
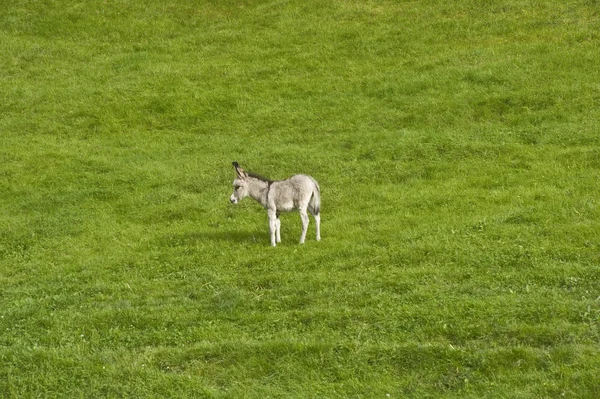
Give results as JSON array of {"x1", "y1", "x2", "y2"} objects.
[
  {"x1": 276, "y1": 214, "x2": 281, "y2": 243},
  {"x1": 268, "y1": 210, "x2": 278, "y2": 247},
  {"x1": 299, "y1": 209, "x2": 309, "y2": 244}
]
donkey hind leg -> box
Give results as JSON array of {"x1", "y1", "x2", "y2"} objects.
[
  {"x1": 308, "y1": 206, "x2": 321, "y2": 241},
  {"x1": 299, "y1": 208, "x2": 309, "y2": 244},
  {"x1": 268, "y1": 210, "x2": 278, "y2": 247},
  {"x1": 276, "y1": 212, "x2": 281, "y2": 243}
]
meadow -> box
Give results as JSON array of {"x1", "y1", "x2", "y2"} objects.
[{"x1": 1, "y1": 0, "x2": 599, "y2": 397}]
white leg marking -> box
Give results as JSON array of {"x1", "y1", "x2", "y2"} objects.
[
  {"x1": 299, "y1": 209, "x2": 309, "y2": 244},
  {"x1": 314, "y1": 213, "x2": 321, "y2": 241},
  {"x1": 268, "y1": 211, "x2": 277, "y2": 247},
  {"x1": 276, "y1": 217, "x2": 281, "y2": 243}
]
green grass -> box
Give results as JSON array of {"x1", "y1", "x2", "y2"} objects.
[{"x1": 1, "y1": 0, "x2": 600, "y2": 397}]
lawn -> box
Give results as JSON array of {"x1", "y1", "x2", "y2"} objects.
[{"x1": 1, "y1": 0, "x2": 599, "y2": 397}]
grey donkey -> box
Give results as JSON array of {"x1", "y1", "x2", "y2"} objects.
[{"x1": 229, "y1": 162, "x2": 321, "y2": 246}]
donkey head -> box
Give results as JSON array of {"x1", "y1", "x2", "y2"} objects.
[{"x1": 230, "y1": 162, "x2": 249, "y2": 204}]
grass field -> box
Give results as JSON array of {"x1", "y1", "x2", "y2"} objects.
[{"x1": 1, "y1": 0, "x2": 600, "y2": 397}]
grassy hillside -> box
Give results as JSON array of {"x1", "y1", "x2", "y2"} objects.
[{"x1": 1, "y1": 0, "x2": 599, "y2": 397}]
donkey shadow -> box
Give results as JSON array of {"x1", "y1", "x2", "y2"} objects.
[
  {"x1": 163, "y1": 230, "x2": 268, "y2": 246},
  {"x1": 208, "y1": 230, "x2": 266, "y2": 244}
]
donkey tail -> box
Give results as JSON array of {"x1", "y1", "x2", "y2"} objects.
[{"x1": 309, "y1": 178, "x2": 321, "y2": 215}]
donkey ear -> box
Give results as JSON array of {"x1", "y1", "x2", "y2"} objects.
[{"x1": 232, "y1": 161, "x2": 247, "y2": 178}]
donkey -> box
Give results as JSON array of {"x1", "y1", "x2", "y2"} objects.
[{"x1": 229, "y1": 162, "x2": 321, "y2": 247}]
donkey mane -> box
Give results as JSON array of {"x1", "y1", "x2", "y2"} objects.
[{"x1": 247, "y1": 171, "x2": 273, "y2": 184}]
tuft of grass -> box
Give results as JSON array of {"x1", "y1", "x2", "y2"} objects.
[{"x1": 1, "y1": 0, "x2": 600, "y2": 397}]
